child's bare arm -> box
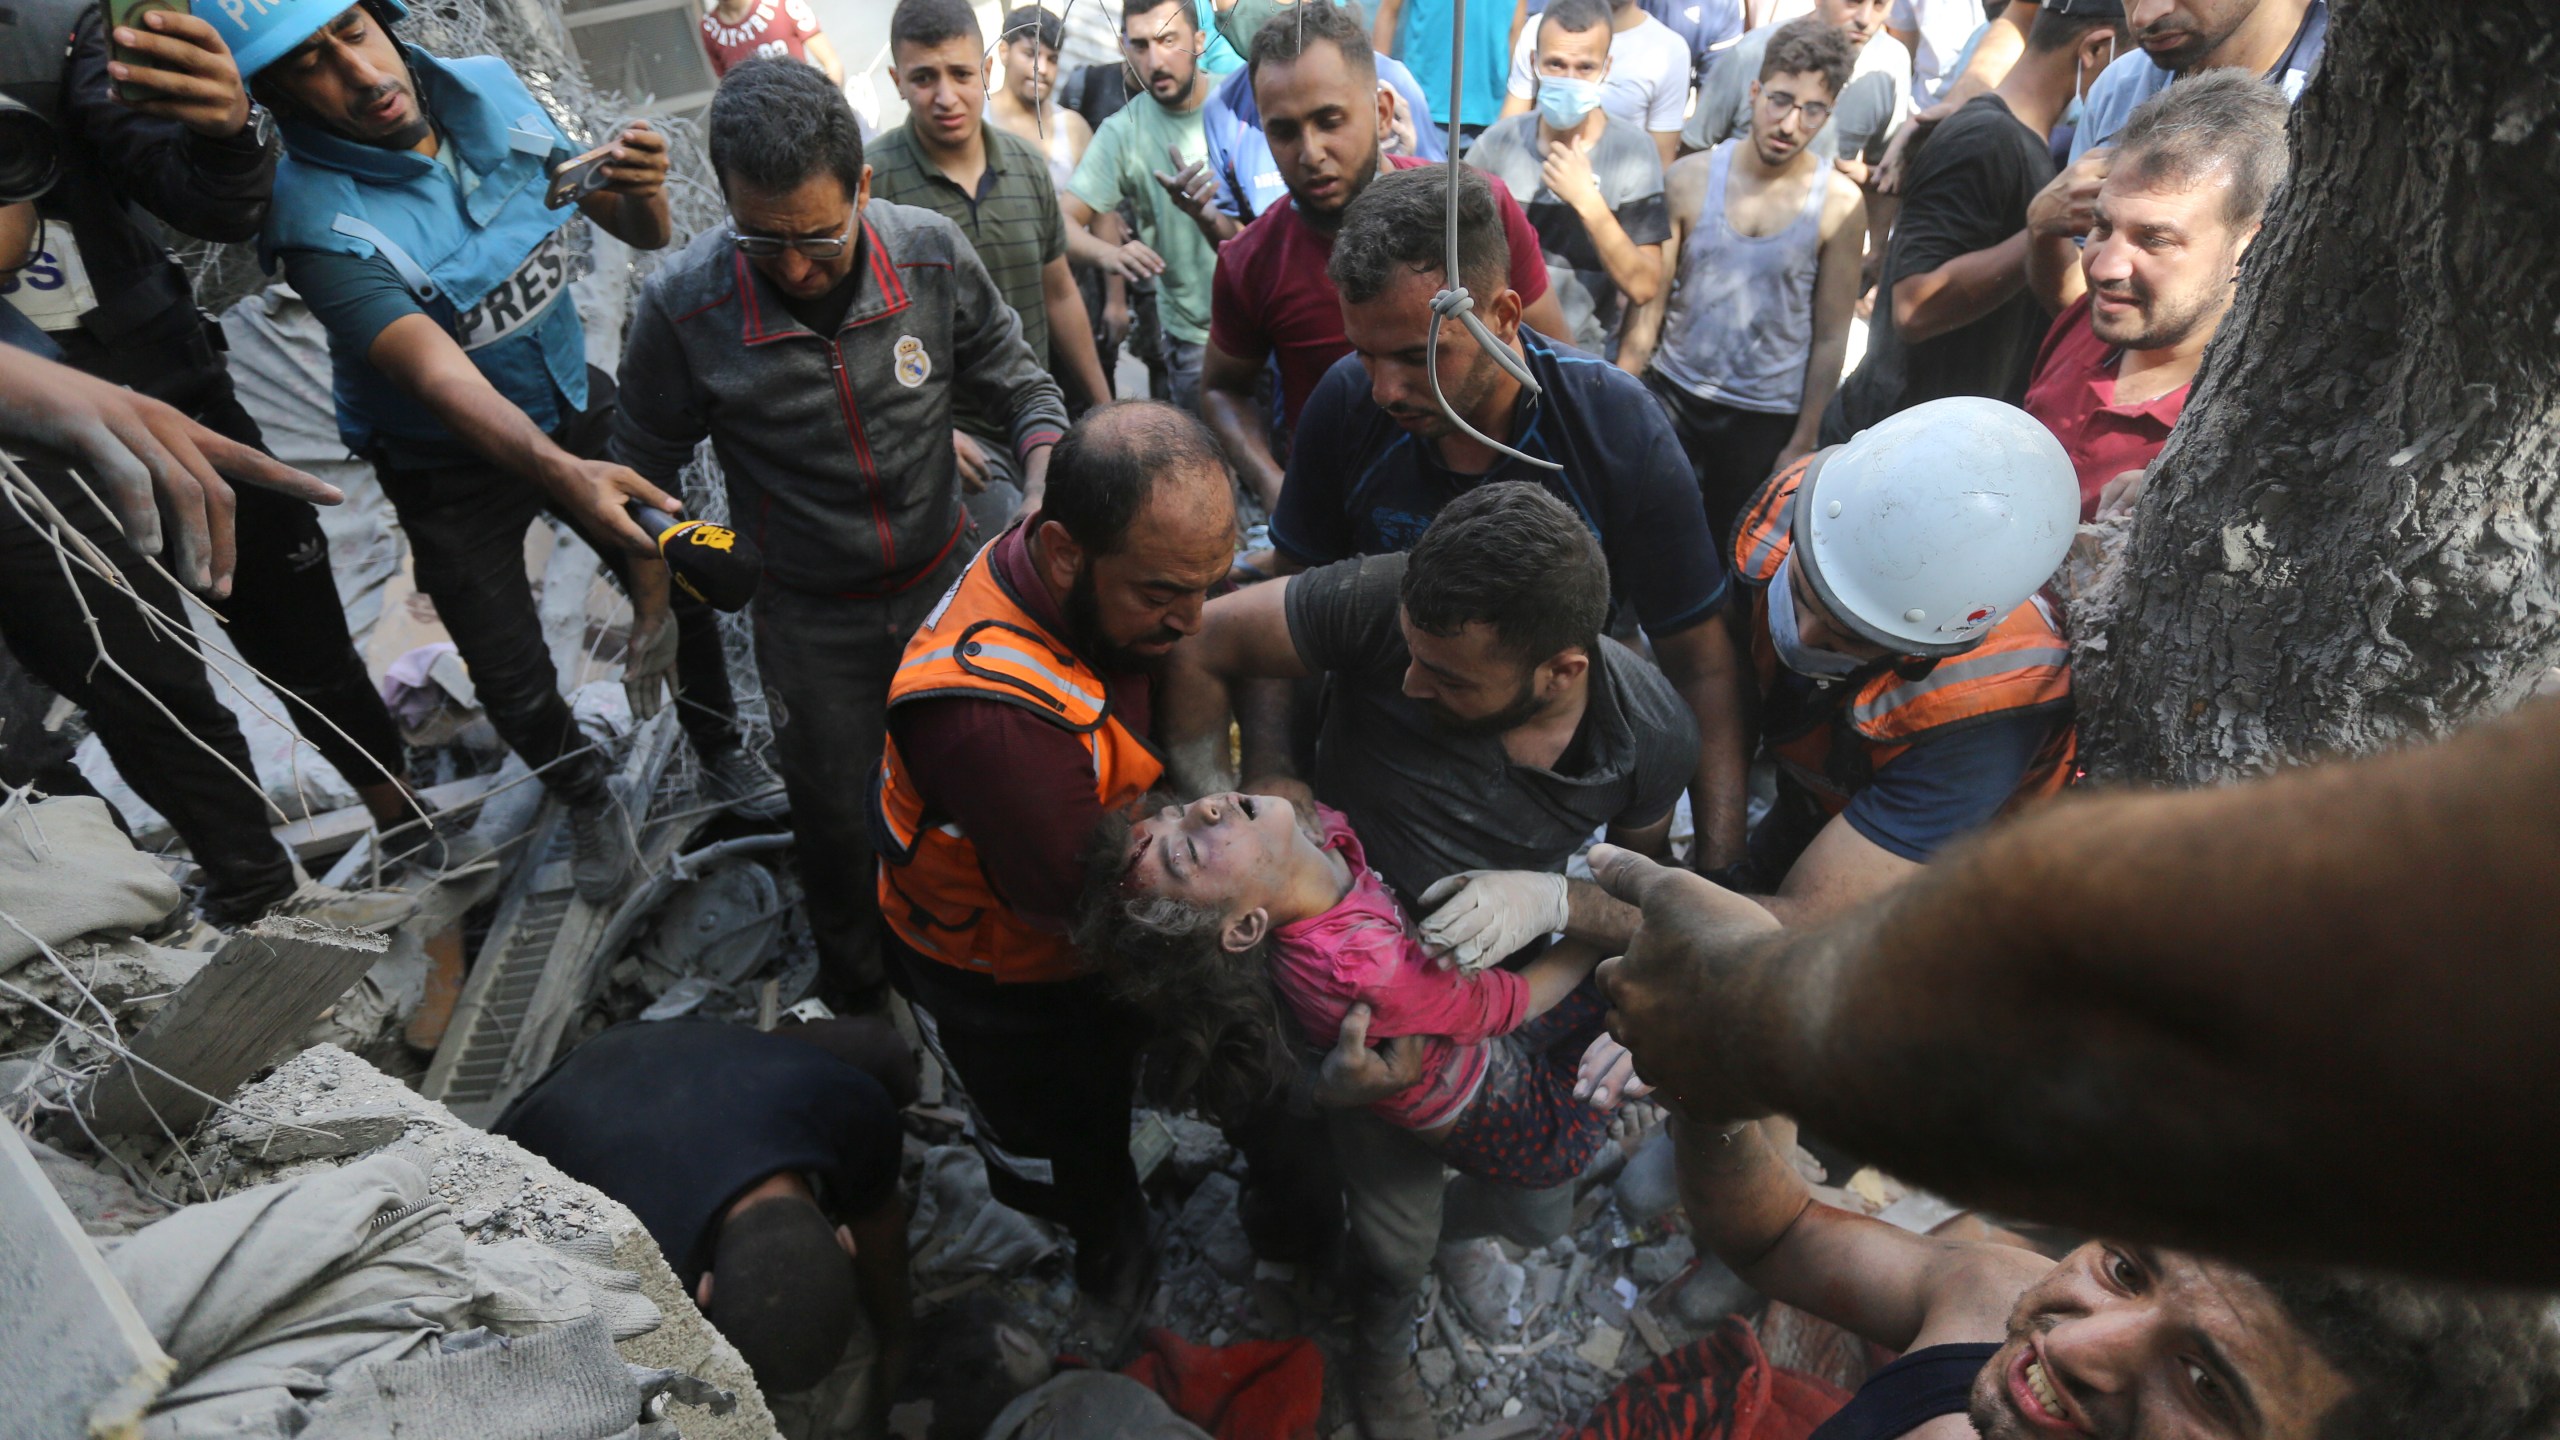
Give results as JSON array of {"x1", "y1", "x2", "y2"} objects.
[{"x1": 1517, "y1": 938, "x2": 1606, "y2": 1022}]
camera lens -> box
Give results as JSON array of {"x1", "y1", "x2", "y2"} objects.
[{"x1": 0, "y1": 95, "x2": 60, "y2": 205}]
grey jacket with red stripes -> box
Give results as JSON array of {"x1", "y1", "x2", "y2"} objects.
[{"x1": 612, "y1": 200, "x2": 1068, "y2": 597}]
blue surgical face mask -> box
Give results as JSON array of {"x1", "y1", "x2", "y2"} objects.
[
  {"x1": 1537, "y1": 74, "x2": 1603, "y2": 128},
  {"x1": 1767, "y1": 556, "x2": 1864, "y2": 679}
]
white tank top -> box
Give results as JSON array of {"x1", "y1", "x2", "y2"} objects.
[{"x1": 1652, "y1": 140, "x2": 1830, "y2": 416}]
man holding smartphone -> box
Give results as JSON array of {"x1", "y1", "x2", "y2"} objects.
[
  {"x1": 222, "y1": 0, "x2": 779, "y2": 904},
  {"x1": 0, "y1": 0, "x2": 451, "y2": 924}
]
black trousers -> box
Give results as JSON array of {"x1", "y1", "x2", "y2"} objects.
[
  {"x1": 0, "y1": 452, "x2": 297, "y2": 910},
  {"x1": 57, "y1": 315, "x2": 406, "y2": 793},
  {"x1": 1643, "y1": 369, "x2": 1802, "y2": 558},
  {"x1": 372, "y1": 387, "x2": 738, "y2": 806}
]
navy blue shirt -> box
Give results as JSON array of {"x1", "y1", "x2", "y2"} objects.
[
  {"x1": 1272, "y1": 329, "x2": 1729, "y2": 636},
  {"x1": 1763, "y1": 665, "x2": 2057, "y2": 863}
]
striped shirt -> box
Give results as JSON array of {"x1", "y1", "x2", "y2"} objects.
[{"x1": 867, "y1": 124, "x2": 1067, "y2": 444}]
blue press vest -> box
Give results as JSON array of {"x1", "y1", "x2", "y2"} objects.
[{"x1": 262, "y1": 49, "x2": 589, "y2": 458}]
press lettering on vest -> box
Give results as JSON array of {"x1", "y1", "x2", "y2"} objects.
[{"x1": 453, "y1": 231, "x2": 575, "y2": 351}]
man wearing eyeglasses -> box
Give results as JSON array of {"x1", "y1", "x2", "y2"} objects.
[
  {"x1": 1622, "y1": 18, "x2": 1868, "y2": 547},
  {"x1": 612, "y1": 58, "x2": 1069, "y2": 1012}
]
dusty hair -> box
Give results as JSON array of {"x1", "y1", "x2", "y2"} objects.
[
  {"x1": 2109, "y1": 67, "x2": 2293, "y2": 232},
  {"x1": 1403, "y1": 481, "x2": 1609, "y2": 667},
  {"x1": 2254, "y1": 1268, "x2": 2560, "y2": 1440},
  {"x1": 1758, "y1": 15, "x2": 1853, "y2": 96},
  {"x1": 1327, "y1": 162, "x2": 1510, "y2": 306},
  {"x1": 1074, "y1": 800, "x2": 1300, "y2": 1126}
]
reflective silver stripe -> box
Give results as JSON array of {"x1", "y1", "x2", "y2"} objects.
[
  {"x1": 900, "y1": 641, "x2": 1107, "y2": 713},
  {"x1": 1850, "y1": 643, "x2": 2072, "y2": 732},
  {"x1": 1738, "y1": 490, "x2": 1795, "y2": 580}
]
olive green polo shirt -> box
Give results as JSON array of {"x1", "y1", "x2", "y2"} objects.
[{"x1": 867, "y1": 124, "x2": 1067, "y2": 446}]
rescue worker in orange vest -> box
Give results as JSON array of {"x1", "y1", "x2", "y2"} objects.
[
  {"x1": 871, "y1": 400, "x2": 1338, "y2": 1362},
  {"x1": 1722, "y1": 394, "x2": 2080, "y2": 924}
]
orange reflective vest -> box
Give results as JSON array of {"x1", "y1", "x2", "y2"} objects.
[
  {"x1": 871, "y1": 537, "x2": 1163, "y2": 983},
  {"x1": 1731, "y1": 458, "x2": 2076, "y2": 815}
]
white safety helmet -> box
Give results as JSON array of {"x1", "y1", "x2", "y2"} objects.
[{"x1": 1792, "y1": 397, "x2": 2078, "y2": 658}]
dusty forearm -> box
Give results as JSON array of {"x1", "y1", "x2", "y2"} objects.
[
  {"x1": 1893, "y1": 232, "x2": 2031, "y2": 344},
  {"x1": 1065, "y1": 217, "x2": 1122, "y2": 270},
  {"x1": 1794, "y1": 328, "x2": 1851, "y2": 450},
  {"x1": 1047, "y1": 277, "x2": 1114, "y2": 407},
  {"x1": 411, "y1": 362, "x2": 582, "y2": 496},
  {"x1": 1162, "y1": 655, "x2": 1240, "y2": 793},
  {"x1": 2027, "y1": 230, "x2": 2087, "y2": 314},
  {"x1": 1563, "y1": 877, "x2": 1643, "y2": 950},
  {"x1": 1577, "y1": 203, "x2": 1661, "y2": 305},
  {"x1": 1659, "y1": 626, "x2": 1751, "y2": 869},
  {"x1": 1618, "y1": 291, "x2": 1665, "y2": 375},
  {"x1": 598, "y1": 192, "x2": 672, "y2": 249},
  {"x1": 1202, "y1": 385, "x2": 1286, "y2": 511},
  {"x1": 1518, "y1": 941, "x2": 1602, "y2": 1017},
  {"x1": 1234, "y1": 676, "x2": 1297, "y2": 785},
  {"x1": 1673, "y1": 1117, "x2": 1822, "y2": 1278}
]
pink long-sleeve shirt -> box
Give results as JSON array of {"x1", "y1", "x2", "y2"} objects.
[{"x1": 1267, "y1": 807, "x2": 1531, "y2": 1130}]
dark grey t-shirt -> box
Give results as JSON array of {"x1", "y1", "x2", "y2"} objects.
[
  {"x1": 1285, "y1": 552, "x2": 1698, "y2": 905},
  {"x1": 1464, "y1": 115, "x2": 1671, "y2": 351}
]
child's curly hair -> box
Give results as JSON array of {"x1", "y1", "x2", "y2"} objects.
[{"x1": 1073, "y1": 795, "x2": 1303, "y2": 1127}]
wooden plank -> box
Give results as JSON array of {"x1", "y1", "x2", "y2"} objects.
[
  {"x1": 0, "y1": 1123, "x2": 173, "y2": 1438},
  {"x1": 80, "y1": 916, "x2": 389, "y2": 1135}
]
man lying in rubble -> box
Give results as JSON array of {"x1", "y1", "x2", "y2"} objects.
[
  {"x1": 493, "y1": 1015, "x2": 915, "y2": 1413},
  {"x1": 224, "y1": 0, "x2": 781, "y2": 909},
  {"x1": 1664, "y1": 1109, "x2": 2544, "y2": 1440}
]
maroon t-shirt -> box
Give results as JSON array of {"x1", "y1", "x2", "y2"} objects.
[
  {"x1": 698, "y1": 0, "x2": 819, "y2": 77},
  {"x1": 1208, "y1": 155, "x2": 1554, "y2": 428},
  {"x1": 885, "y1": 520, "x2": 1152, "y2": 937},
  {"x1": 2021, "y1": 295, "x2": 2191, "y2": 522}
]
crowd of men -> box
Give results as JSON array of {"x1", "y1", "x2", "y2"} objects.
[{"x1": 6, "y1": 0, "x2": 2558, "y2": 1435}]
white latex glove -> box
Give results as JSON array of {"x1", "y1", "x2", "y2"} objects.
[{"x1": 1416, "y1": 869, "x2": 1569, "y2": 972}]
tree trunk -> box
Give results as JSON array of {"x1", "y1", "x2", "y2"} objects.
[{"x1": 2073, "y1": 0, "x2": 2560, "y2": 784}]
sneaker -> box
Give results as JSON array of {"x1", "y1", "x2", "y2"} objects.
[
  {"x1": 568, "y1": 779, "x2": 639, "y2": 904},
  {"x1": 1432, "y1": 1237, "x2": 1522, "y2": 1341},
  {"x1": 698, "y1": 745, "x2": 788, "y2": 822},
  {"x1": 1348, "y1": 1292, "x2": 1438, "y2": 1440}
]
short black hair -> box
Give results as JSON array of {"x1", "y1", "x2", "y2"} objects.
[
  {"x1": 1124, "y1": 0, "x2": 1198, "y2": 32},
  {"x1": 2256, "y1": 1268, "x2": 2560, "y2": 1440},
  {"x1": 1248, "y1": 0, "x2": 1376, "y2": 86},
  {"x1": 1042, "y1": 401, "x2": 1234, "y2": 557},
  {"x1": 1403, "y1": 482, "x2": 1608, "y2": 666},
  {"x1": 1759, "y1": 15, "x2": 1855, "y2": 95},
  {"x1": 2027, "y1": 6, "x2": 2127, "y2": 54},
  {"x1": 2109, "y1": 67, "x2": 2292, "y2": 230},
  {"x1": 708, "y1": 58, "x2": 866, "y2": 199},
  {"x1": 707, "y1": 1193, "x2": 860, "y2": 1394},
  {"x1": 892, "y1": 0, "x2": 983, "y2": 52},
  {"x1": 1536, "y1": 0, "x2": 1612, "y2": 43},
  {"x1": 1000, "y1": 4, "x2": 1065, "y2": 53},
  {"x1": 1328, "y1": 162, "x2": 1510, "y2": 305}
]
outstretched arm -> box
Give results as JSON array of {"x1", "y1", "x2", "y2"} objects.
[
  {"x1": 1592, "y1": 696, "x2": 2560, "y2": 1287},
  {"x1": 1161, "y1": 577, "x2": 1312, "y2": 793}
]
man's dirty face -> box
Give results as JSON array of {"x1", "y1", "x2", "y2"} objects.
[
  {"x1": 2124, "y1": 0, "x2": 2256, "y2": 72},
  {"x1": 1122, "y1": 792, "x2": 1308, "y2": 912},
  {"x1": 726, "y1": 169, "x2": 866, "y2": 301},
  {"x1": 1970, "y1": 1243, "x2": 2352, "y2": 1440},
  {"x1": 1064, "y1": 477, "x2": 1235, "y2": 668},
  {"x1": 1398, "y1": 613, "x2": 1553, "y2": 736}
]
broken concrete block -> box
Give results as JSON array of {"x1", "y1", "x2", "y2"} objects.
[
  {"x1": 0, "y1": 1121, "x2": 173, "y2": 1439},
  {"x1": 1576, "y1": 1323, "x2": 1623, "y2": 1371},
  {"x1": 1417, "y1": 1346, "x2": 1456, "y2": 1391},
  {"x1": 210, "y1": 1103, "x2": 413, "y2": 1163}
]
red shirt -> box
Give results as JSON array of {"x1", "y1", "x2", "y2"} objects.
[
  {"x1": 1266, "y1": 806, "x2": 1528, "y2": 1131},
  {"x1": 886, "y1": 519, "x2": 1152, "y2": 937},
  {"x1": 2022, "y1": 294, "x2": 2193, "y2": 522},
  {"x1": 699, "y1": 0, "x2": 820, "y2": 77},
  {"x1": 1208, "y1": 155, "x2": 1554, "y2": 428}
]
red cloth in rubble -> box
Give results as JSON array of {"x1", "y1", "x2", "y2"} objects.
[
  {"x1": 1567, "y1": 1317, "x2": 1850, "y2": 1440},
  {"x1": 1119, "y1": 1327, "x2": 1325, "y2": 1440}
]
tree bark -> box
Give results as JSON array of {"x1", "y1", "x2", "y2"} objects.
[{"x1": 2074, "y1": 0, "x2": 2560, "y2": 784}]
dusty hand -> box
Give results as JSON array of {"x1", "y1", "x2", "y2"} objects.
[
  {"x1": 1381, "y1": 83, "x2": 1420, "y2": 157},
  {"x1": 1540, "y1": 135, "x2": 1603, "y2": 214},
  {"x1": 109, "y1": 10, "x2": 250, "y2": 138},
  {"x1": 1874, "y1": 111, "x2": 1941, "y2": 195},
  {"x1": 1833, "y1": 154, "x2": 1871, "y2": 187},
  {"x1": 623, "y1": 602, "x2": 678, "y2": 720},
  {"x1": 1109, "y1": 239, "x2": 1168, "y2": 283},
  {"x1": 2029, "y1": 148, "x2": 2110, "y2": 240},
  {"x1": 598, "y1": 123, "x2": 670, "y2": 201},
  {"x1": 1313, "y1": 1002, "x2": 1431, "y2": 1108},
  {"x1": 952, "y1": 430, "x2": 992, "y2": 494},
  {"x1": 2094, "y1": 466, "x2": 2147, "y2": 518},
  {"x1": 1239, "y1": 774, "x2": 1316, "y2": 810},
  {"x1": 1573, "y1": 1032, "x2": 1654, "y2": 1110},
  {"x1": 1102, "y1": 300, "x2": 1133, "y2": 350},
  {"x1": 1153, "y1": 144, "x2": 1221, "y2": 225},
  {"x1": 1417, "y1": 869, "x2": 1569, "y2": 971},
  {"x1": 1770, "y1": 437, "x2": 1815, "y2": 478},
  {"x1": 1588, "y1": 842, "x2": 1784, "y2": 1125},
  {"x1": 0, "y1": 348, "x2": 339, "y2": 595},
  {"x1": 554, "y1": 458, "x2": 679, "y2": 556}
]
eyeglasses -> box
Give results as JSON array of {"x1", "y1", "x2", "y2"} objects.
[
  {"x1": 1760, "y1": 91, "x2": 1833, "y2": 125},
  {"x1": 727, "y1": 221, "x2": 855, "y2": 259}
]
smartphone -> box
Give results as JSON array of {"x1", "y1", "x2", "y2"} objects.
[
  {"x1": 546, "y1": 143, "x2": 616, "y2": 209},
  {"x1": 108, "y1": 0, "x2": 189, "y2": 104}
]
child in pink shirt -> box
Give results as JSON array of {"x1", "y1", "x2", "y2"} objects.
[{"x1": 1081, "y1": 791, "x2": 1615, "y2": 1189}]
